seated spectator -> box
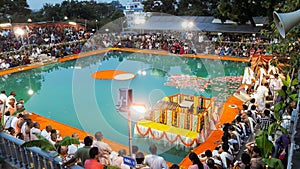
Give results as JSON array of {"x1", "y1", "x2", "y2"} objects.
[
  {"x1": 111, "y1": 149, "x2": 130, "y2": 169},
  {"x1": 170, "y1": 164, "x2": 180, "y2": 169},
  {"x1": 57, "y1": 145, "x2": 76, "y2": 167},
  {"x1": 188, "y1": 152, "x2": 208, "y2": 169},
  {"x1": 215, "y1": 143, "x2": 234, "y2": 169},
  {"x1": 135, "y1": 152, "x2": 150, "y2": 169},
  {"x1": 6, "y1": 127, "x2": 16, "y2": 136},
  {"x1": 63, "y1": 136, "x2": 93, "y2": 167},
  {"x1": 233, "y1": 153, "x2": 251, "y2": 169},
  {"x1": 84, "y1": 147, "x2": 104, "y2": 169},
  {"x1": 30, "y1": 122, "x2": 41, "y2": 140},
  {"x1": 68, "y1": 132, "x2": 84, "y2": 155},
  {"x1": 93, "y1": 131, "x2": 112, "y2": 166},
  {"x1": 41, "y1": 125, "x2": 52, "y2": 140}
]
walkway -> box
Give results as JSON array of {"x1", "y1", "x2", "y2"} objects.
[{"x1": 28, "y1": 113, "x2": 130, "y2": 152}]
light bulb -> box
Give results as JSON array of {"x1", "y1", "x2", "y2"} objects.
[{"x1": 28, "y1": 89, "x2": 34, "y2": 95}]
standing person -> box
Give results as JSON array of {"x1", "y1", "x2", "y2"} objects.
[
  {"x1": 242, "y1": 63, "x2": 255, "y2": 94},
  {"x1": 84, "y1": 147, "x2": 104, "y2": 169},
  {"x1": 257, "y1": 64, "x2": 267, "y2": 87},
  {"x1": 254, "y1": 82, "x2": 269, "y2": 112},
  {"x1": 0, "y1": 90, "x2": 7, "y2": 111},
  {"x1": 144, "y1": 144, "x2": 169, "y2": 169},
  {"x1": 92, "y1": 131, "x2": 112, "y2": 166},
  {"x1": 270, "y1": 74, "x2": 283, "y2": 103}
]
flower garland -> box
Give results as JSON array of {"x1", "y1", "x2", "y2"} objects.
[{"x1": 135, "y1": 124, "x2": 199, "y2": 147}]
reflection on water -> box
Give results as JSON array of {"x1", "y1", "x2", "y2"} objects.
[{"x1": 1, "y1": 52, "x2": 246, "y2": 164}]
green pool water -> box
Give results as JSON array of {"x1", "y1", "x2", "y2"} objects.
[{"x1": 0, "y1": 51, "x2": 246, "y2": 164}]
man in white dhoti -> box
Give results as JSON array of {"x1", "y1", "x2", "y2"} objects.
[
  {"x1": 242, "y1": 63, "x2": 255, "y2": 94},
  {"x1": 254, "y1": 82, "x2": 269, "y2": 111},
  {"x1": 270, "y1": 74, "x2": 283, "y2": 103},
  {"x1": 257, "y1": 64, "x2": 267, "y2": 87}
]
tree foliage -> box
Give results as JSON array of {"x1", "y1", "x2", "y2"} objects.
[
  {"x1": 142, "y1": 0, "x2": 177, "y2": 15},
  {"x1": 177, "y1": 0, "x2": 218, "y2": 16},
  {"x1": 0, "y1": 0, "x2": 30, "y2": 22},
  {"x1": 214, "y1": 0, "x2": 268, "y2": 26}
]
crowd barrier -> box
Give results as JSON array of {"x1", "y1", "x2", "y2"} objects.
[{"x1": 0, "y1": 132, "x2": 83, "y2": 169}]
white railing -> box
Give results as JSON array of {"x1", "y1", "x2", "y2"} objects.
[{"x1": 0, "y1": 132, "x2": 83, "y2": 169}]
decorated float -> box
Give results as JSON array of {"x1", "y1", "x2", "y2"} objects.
[{"x1": 134, "y1": 93, "x2": 218, "y2": 148}]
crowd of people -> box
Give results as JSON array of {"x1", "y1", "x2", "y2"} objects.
[
  {"x1": 191, "y1": 58, "x2": 294, "y2": 169},
  {"x1": 84, "y1": 31, "x2": 274, "y2": 59},
  {"x1": 0, "y1": 24, "x2": 88, "y2": 69},
  {"x1": 0, "y1": 22, "x2": 278, "y2": 72}
]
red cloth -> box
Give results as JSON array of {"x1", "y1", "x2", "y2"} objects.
[{"x1": 84, "y1": 159, "x2": 104, "y2": 169}]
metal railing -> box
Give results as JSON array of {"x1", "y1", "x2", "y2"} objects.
[
  {"x1": 0, "y1": 132, "x2": 84, "y2": 169},
  {"x1": 287, "y1": 70, "x2": 300, "y2": 169}
]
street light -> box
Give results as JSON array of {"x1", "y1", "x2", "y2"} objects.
[
  {"x1": 96, "y1": 20, "x2": 98, "y2": 30},
  {"x1": 181, "y1": 21, "x2": 194, "y2": 29},
  {"x1": 116, "y1": 88, "x2": 146, "y2": 157}
]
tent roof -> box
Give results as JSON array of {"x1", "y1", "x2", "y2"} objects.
[{"x1": 131, "y1": 16, "x2": 268, "y2": 33}]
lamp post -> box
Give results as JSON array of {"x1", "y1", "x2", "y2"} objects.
[
  {"x1": 96, "y1": 20, "x2": 98, "y2": 30},
  {"x1": 117, "y1": 88, "x2": 146, "y2": 157}
]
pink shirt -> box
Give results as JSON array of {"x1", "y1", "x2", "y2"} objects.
[
  {"x1": 188, "y1": 164, "x2": 209, "y2": 169},
  {"x1": 84, "y1": 159, "x2": 104, "y2": 169}
]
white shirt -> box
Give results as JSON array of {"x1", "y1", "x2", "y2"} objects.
[
  {"x1": 10, "y1": 116, "x2": 18, "y2": 129},
  {"x1": 0, "y1": 93, "x2": 7, "y2": 106},
  {"x1": 242, "y1": 67, "x2": 255, "y2": 84},
  {"x1": 144, "y1": 154, "x2": 168, "y2": 169},
  {"x1": 30, "y1": 127, "x2": 41, "y2": 140},
  {"x1": 41, "y1": 129, "x2": 51, "y2": 140}
]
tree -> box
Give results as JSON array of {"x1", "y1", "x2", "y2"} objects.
[
  {"x1": 142, "y1": 0, "x2": 177, "y2": 15},
  {"x1": 0, "y1": 0, "x2": 31, "y2": 23},
  {"x1": 214, "y1": 0, "x2": 268, "y2": 26},
  {"x1": 177, "y1": 0, "x2": 217, "y2": 16},
  {"x1": 111, "y1": 10, "x2": 125, "y2": 21}
]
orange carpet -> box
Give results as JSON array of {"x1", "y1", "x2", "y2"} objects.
[
  {"x1": 91, "y1": 70, "x2": 136, "y2": 80},
  {"x1": 109, "y1": 48, "x2": 250, "y2": 62},
  {"x1": 179, "y1": 95, "x2": 244, "y2": 168},
  {"x1": 28, "y1": 113, "x2": 130, "y2": 152}
]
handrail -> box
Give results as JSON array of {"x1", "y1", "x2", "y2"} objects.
[
  {"x1": 287, "y1": 70, "x2": 300, "y2": 169},
  {"x1": 0, "y1": 132, "x2": 83, "y2": 169}
]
